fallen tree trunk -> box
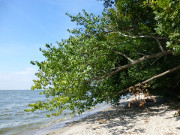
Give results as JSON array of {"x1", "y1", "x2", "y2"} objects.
[{"x1": 117, "y1": 64, "x2": 180, "y2": 95}]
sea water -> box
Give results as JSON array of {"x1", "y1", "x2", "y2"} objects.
[{"x1": 0, "y1": 90, "x2": 110, "y2": 135}]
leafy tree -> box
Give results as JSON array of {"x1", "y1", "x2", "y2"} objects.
[{"x1": 26, "y1": 0, "x2": 180, "y2": 116}]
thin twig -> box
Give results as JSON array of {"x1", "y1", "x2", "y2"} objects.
[
  {"x1": 153, "y1": 36, "x2": 165, "y2": 52},
  {"x1": 111, "y1": 49, "x2": 134, "y2": 62}
]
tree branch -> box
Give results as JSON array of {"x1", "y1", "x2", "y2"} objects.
[
  {"x1": 116, "y1": 65, "x2": 180, "y2": 95},
  {"x1": 121, "y1": 34, "x2": 168, "y2": 40},
  {"x1": 153, "y1": 36, "x2": 165, "y2": 52},
  {"x1": 111, "y1": 49, "x2": 134, "y2": 62},
  {"x1": 106, "y1": 31, "x2": 168, "y2": 40},
  {"x1": 100, "y1": 50, "x2": 172, "y2": 80}
]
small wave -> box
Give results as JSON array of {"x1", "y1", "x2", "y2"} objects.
[
  {"x1": 0, "y1": 113, "x2": 10, "y2": 117},
  {"x1": 0, "y1": 116, "x2": 13, "y2": 121},
  {"x1": 1, "y1": 103, "x2": 26, "y2": 111}
]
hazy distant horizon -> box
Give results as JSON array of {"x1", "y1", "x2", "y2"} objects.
[{"x1": 0, "y1": 0, "x2": 104, "y2": 90}]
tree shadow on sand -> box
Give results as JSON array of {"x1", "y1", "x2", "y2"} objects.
[{"x1": 68, "y1": 97, "x2": 180, "y2": 135}]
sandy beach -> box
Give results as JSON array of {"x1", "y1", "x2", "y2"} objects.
[{"x1": 46, "y1": 97, "x2": 180, "y2": 135}]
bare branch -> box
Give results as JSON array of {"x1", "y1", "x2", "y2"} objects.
[
  {"x1": 135, "y1": 50, "x2": 147, "y2": 56},
  {"x1": 121, "y1": 34, "x2": 150, "y2": 39},
  {"x1": 101, "y1": 50, "x2": 172, "y2": 79},
  {"x1": 117, "y1": 65, "x2": 180, "y2": 95},
  {"x1": 106, "y1": 31, "x2": 168, "y2": 40},
  {"x1": 153, "y1": 36, "x2": 165, "y2": 52},
  {"x1": 150, "y1": 56, "x2": 163, "y2": 66},
  {"x1": 121, "y1": 34, "x2": 168, "y2": 40},
  {"x1": 111, "y1": 49, "x2": 134, "y2": 62}
]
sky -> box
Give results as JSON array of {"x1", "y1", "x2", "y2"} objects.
[{"x1": 0, "y1": 0, "x2": 104, "y2": 90}]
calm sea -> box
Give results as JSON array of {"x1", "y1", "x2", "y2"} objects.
[{"x1": 0, "y1": 90, "x2": 110, "y2": 135}]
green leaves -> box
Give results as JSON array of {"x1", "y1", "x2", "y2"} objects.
[{"x1": 149, "y1": 0, "x2": 180, "y2": 53}]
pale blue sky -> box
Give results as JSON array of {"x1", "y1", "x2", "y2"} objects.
[{"x1": 0, "y1": 0, "x2": 104, "y2": 90}]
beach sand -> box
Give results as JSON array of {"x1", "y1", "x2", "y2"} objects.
[{"x1": 46, "y1": 97, "x2": 180, "y2": 135}]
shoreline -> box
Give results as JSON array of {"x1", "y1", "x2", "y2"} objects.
[
  {"x1": 27, "y1": 103, "x2": 111, "y2": 135},
  {"x1": 45, "y1": 97, "x2": 180, "y2": 135}
]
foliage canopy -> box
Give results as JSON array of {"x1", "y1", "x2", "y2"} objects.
[{"x1": 27, "y1": 0, "x2": 180, "y2": 116}]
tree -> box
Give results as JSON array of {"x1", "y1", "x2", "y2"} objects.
[{"x1": 26, "y1": 0, "x2": 180, "y2": 116}]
